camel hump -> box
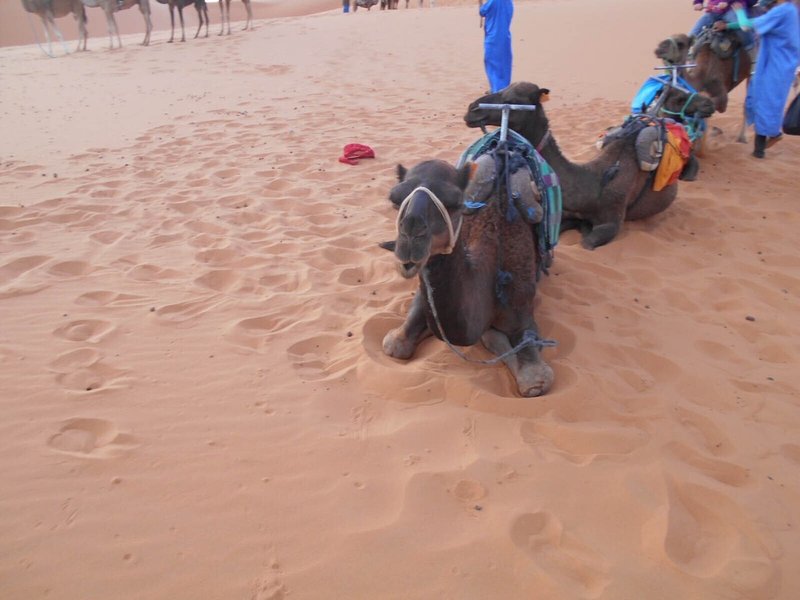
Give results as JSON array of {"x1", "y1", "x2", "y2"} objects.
[{"x1": 458, "y1": 128, "x2": 562, "y2": 259}]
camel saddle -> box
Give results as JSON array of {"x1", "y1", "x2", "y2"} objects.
[
  {"x1": 600, "y1": 115, "x2": 690, "y2": 192},
  {"x1": 457, "y1": 129, "x2": 562, "y2": 268},
  {"x1": 692, "y1": 28, "x2": 741, "y2": 60}
]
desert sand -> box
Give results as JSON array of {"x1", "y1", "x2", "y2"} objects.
[{"x1": 1, "y1": 0, "x2": 799, "y2": 598}]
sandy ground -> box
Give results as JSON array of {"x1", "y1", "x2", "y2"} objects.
[{"x1": 1, "y1": 0, "x2": 800, "y2": 599}]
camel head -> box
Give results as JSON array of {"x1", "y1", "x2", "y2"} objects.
[
  {"x1": 661, "y1": 88, "x2": 716, "y2": 120},
  {"x1": 464, "y1": 82, "x2": 550, "y2": 134},
  {"x1": 655, "y1": 34, "x2": 692, "y2": 66},
  {"x1": 380, "y1": 160, "x2": 473, "y2": 279}
]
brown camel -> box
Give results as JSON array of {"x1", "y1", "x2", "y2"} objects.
[
  {"x1": 81, "y1": 0, "x2": 152, "y2": 48},
  {"x1": 21, "y1": 0, "x2": 87, "y2": 55},
  {"x1": 379, "y1": 158, "x2": 554, "y2": 397},
  {"x1": 464, "y1": 82, "x2": 712, "y2": 249},
  {"x1": 155, "y1": 0, "x2": 208, "y2": 42},
  {"x1": 655, "y1": 32, "x2": 751, "y2": 141},
  {"x1": 218, "y1": 0, "x2": 252, "y2": 35}
]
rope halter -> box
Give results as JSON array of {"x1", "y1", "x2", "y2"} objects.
[{"x1": 396, "y1": 186, "x2": 462, "y2": 255}]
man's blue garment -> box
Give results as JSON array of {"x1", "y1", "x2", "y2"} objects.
[
  {"x1": 480, "y1": 0, "x2": 514, "y2": 93},
  {"x1": 742, "y1": 3, "x2": 800, "y2": 136}
]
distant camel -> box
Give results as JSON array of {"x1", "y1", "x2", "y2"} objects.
[
  {"x1": 155, "y1": 0, "x2": 209, "y2": 42},
  {"x1": 81, "y1": 0, "x2": 152, "y2": 48},
  {"x1": 655, "y1": 32, "x2": 750, "y2": 141},
  {"x1": 218, "y1": 0, "x2": 252, "y2": 35},
  {"x1": 21, "y1": 0, "x2": 87, "y2": 55}
]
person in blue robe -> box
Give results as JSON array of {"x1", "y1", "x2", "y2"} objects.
[
  {"x1": 480, "y1": 0, "x2": 514, "y2": 93},
  {"x1": 718, "y1": 0, "x2": 800, "y2": 157}
]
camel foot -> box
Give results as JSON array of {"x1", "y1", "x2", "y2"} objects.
[
  {"x1": 581, "y1": 222, "x2": 620, "y2": 250},
  {"x1": 383, "y1": 327, "x2": 417, "y2": 360},
  {"x1": 516, "y1": 361, "x2": 554, "y2": 398},
  {"x1": 679, "y1": 155, "x2": 700, "y2": 182}
]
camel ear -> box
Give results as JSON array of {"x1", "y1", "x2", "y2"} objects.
[
  {"x1": 539, "y1": 89, "x2": 551, "y2": 103},
  {"x1": 396, "y1": 164, "x2": 407, "y2": 182},
  {"x1": 456, "y1": 162, "x2": 475, "y2": 191},
  {"x1": 388, "y1": 178, "x2": 417, "y2": 207},
  {"x1": 378, "y1": 240, "x2": 396, "y2": 252}
]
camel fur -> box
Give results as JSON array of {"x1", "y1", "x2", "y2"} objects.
[
  {"x1": 380, "y1": 159, "x2": 554, "y2": 398},
  {"x1": 21, "y1": 0, "x2": 87, "y2": 55},
  {"x1": 464, "y1": 82, "x2": 705, "y2": 249}
]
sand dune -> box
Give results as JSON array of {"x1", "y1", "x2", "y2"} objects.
[{"x1": 1, "y1": 0, "x2": 799, "y2": 598}]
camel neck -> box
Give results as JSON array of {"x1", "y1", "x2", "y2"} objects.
[{"x1": 522, "y1": 118, "x2": 573, "y2": 174}]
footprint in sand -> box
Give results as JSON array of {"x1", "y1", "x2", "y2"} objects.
[
  {"x1": 47, "y1": 418, "x2": 138, "y2": 458},
  {"x1": 194, "y1": 270, "x2": 242, "y2": 293},
  {"x1": 154, "y1": 296, "x2": 226, "y2": 326},
  {"x1": 53, "y1": 319, "x2": 115, "y2": 343},
  {"x1": 252, "y1": 557, "x2": 287, "y2": 600},
  {"x1": 641, "y1": 479, "x2": 779, "y2": 593},
  {"x1": 666, "y1": 441, "x2": 750, "y2": 487},
  {"x1": 452, "y1": 479, "x2": 487, "y2": 504},
  {"x1": 674, "y1": 406, "x2": 732, "y2": 457},
  {"x1": 519, "y1": 418, "x2": 649, "y2": 465},
  {"x1": 510, "y1": 511, "x2": 610, "y2": 597},
  {"x1": 286, "y1": 334, "x2": 355, "y2": 380},
  {"x1": 225, "y1": 314, "x2": 293, "y2": 351},
  {"x1": 90, "y1": 230, "x2": 124, "y2": 245},
  {"x1": 0, "y1": 255, "x2": 50, "y2": 285},
  {"x1": 127, "y1": 263, "x2": 184, "y2": 282},
  {"x1": 49, "y1": 348, "x2": 129, "y2": 393},
  {"x1": 47, "y1": 260, "x2": 91, "y2": 278},
  {"x1": 75, "y1": 291, "x2": 148, "y2": 308}
]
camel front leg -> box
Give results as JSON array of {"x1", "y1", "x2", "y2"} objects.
[
  {"x1": 46, "y1": 11, "x2": 70, "y2": 55},
  {"x1": 481, "y1": 328, "x2": 553, "y2": 398},
  {"x1": 383, "y1": 292, "x2": 433, "y2": 359},
  {"x1": 39, "y1": 15, "x2": 54, "y2": 57},
  {"x1": 75, "y1": 8, "x2": 88, "y2": 51},
  {"x1": 736, "y1": 86, "x2": 749, "y2": 143},
  {"x1": 104, "y1": 6, "x2": 116, "y2": 49},
  {"x1": 168, "y1": 4, "x2": 175, "y2": 42},
  {"x1": 582, "y1": 221, "x2": 621, "y2": 250},
  {"x1": 194, "y1": 5, "x2": 203, "y2": 38},
  {"x1": 178, "y1": 6, "x2": 186, "y2": 42},
  {"x1": 141, "y1": 1, "x2": 152, "y2": 46},
  {"x1": 218, "y1": 0, "x2": 226, "y2": 35},
  {"x1": 243, "y1": 0, "x2": 252, "y2": 30}
]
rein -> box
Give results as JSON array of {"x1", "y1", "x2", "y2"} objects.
[
  {"x1": 396, "y1": 186, "x2": 462, "y2": 254},
  {"x1": 421, "y1": 269, "x2": 556, "y2": 365},
  {"x1": 660, "y1": 91, "x2": 697, "y2": 120}
]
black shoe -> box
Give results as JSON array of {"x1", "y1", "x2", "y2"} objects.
[{"x1": 753, "y1": 134, "x2": 766, "y2": 158}]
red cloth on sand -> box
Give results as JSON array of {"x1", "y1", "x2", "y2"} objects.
[{"x1": 339, "y1": 143, "x2": 375, "y2": 165}]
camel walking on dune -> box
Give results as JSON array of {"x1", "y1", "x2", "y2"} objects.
[
  {"x1": 81, "y1": 0, "x2": 153, "y2": 48},
  {"x1": 155, "y1": 0, "x2": 209, "y2": 42},
  {"x1": 218, "y1": 0, "x2": 252, "y2": 35},
  {"x1": 21, "y1": 0, "x2": 87, "y2": 55}
]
